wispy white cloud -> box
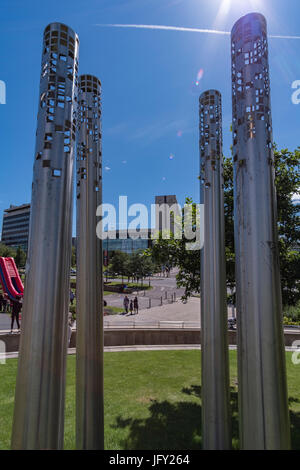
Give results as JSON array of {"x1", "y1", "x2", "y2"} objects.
[
  {"x1": 105, "y1": 122, "x2": 129, "y2": 136},
  {"x1": 95, "y1": 23, "x2": 230, "y2": 36},
  {"x1": 95, "y1": 23, "x2": 300, "y2": 40},
  {"x1": 105, "y1": 118, "x2": 191, "y2": 144},
  {"x1": 269, "y1": 34, "x2": 300, "y2": 40}
]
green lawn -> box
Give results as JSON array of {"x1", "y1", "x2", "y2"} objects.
[
  {"x1": 104, "y1": 306, "x2": 124, "y2": 315},
  {"x1": 104, "y1": 290, "x2": 118, "y2": 296},
  {"x1": 0, "y1": 350, "x2": 299, "y2": 450},
  {"x1": 106, "y1": 281, "x2": 153, "y2": 290}
]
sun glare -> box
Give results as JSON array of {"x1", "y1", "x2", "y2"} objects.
[{"x1": 214, "y1": 0, "x2": 264, "y2": 27}]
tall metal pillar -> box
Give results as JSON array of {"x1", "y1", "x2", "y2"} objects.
[
  {"x1": 11, "y1": 23, "x2": 79, "y2": 449},
  {"x1": 76, "y1": 75, "x2": 104, "y2": 449},
  {"x1": 231, "y1": 13, "x2": 290, "y2": 449},
  {"x1": 200, "y1": 90, "x2": 231, "y2": 449}
]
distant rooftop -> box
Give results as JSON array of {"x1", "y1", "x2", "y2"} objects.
[{"x1": 4, "y1": 203, "x2": 30, "y2": 213}]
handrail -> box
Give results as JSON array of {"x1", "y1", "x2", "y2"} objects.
[{"x1": 103, "y1": 320, "x2": 200, "y2": 329}]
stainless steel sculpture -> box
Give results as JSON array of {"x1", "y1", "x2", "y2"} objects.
[
  {"x1": 231, "y1": 13, "x2": 290, "y2": 449},
  {"x1": 11, "y1": 23, "x2": 79, "y2": 450},
  {"x1": 199, "y1": 90, "x2": 231, "y2": 449},
  {"x1": 76, "y1": 75, "x2": 104, "y2": 449}
]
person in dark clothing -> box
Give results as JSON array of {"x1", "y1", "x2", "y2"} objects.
[
  {"x1": 11, "y1": 295, "x2": 22, "y2": 333},
  {"x1": 2, "y1": 294, "x2": 8, "y2": 313},
  {"x1": 133, "y1": 296, "x2": 139, "y2": 315},
  {"x1": 70, "y1": 289, "x2": 75, "y2": 305},
  {"x1": 0, "y1": 293, "x2": 3, "y2": 312},
  {"x1": 129, "y1": 299, "x2": 133, "y2": 315},
  {"x1": 123, "y1": 295, "x2": 129, "y2": 314}
]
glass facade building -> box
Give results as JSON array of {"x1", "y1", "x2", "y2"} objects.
[{"x1": 103, "y1": 229, "x2": 152, "y2": 257}]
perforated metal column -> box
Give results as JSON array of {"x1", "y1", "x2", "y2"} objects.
[
  {"x1": 200, "y1": 90, "x2": 231, "y2": 449},
  {"x1": 76, "y1": 75, "x2": 104, "y2": 449},
  {"x1": 11, "y1": 23, "x2": 79, "y2": 450},
  {"x1": 231, "y1": 13, "x2": 290, "y2": 449}
]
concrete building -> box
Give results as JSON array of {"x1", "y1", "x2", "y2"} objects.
[
  {"x1": 155, "y1": 195, "x2": 179, "y2": 234},
  {"x1": 1, "y1": 204, "x2": 30, "y2": 251}
]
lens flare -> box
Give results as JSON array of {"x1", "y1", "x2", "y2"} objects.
[
  {"x1": 169, "y1": 154, "x2": 174, "y2": 160},
  {"x1": 195, "y1": 68, "x2": 204, "y2": 86}
]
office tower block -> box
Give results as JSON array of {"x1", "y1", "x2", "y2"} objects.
[
  {"x1": 1, "y1": 204, "x2": 31, "y2": 252},
  {"x1": 231, "y1": 13, "x2": 290, "y2": 449},
  {"x1": 11, "y1": 23, "x2": 79, "y2": 449},
  {"x1": 199, "y1": 90, "x2": 231, "y2": 449},
  {"x1": 76, "y1": 75, "x2": 104, "y2": 449}
]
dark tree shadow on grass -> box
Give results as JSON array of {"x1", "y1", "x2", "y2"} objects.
[
  {"x1": 289, "y1": 404, "x2": 300, "y2": 450},
  {"x1": 111, "y1": 386, "x2": 300, "y2": 450},
  {"x1": 112, "y1": 399, "x2": 202, "y2": 450},
  {"x1": 111, "y1": 385, "x2": 240, "y2": 450},
  {"x1": 182, "y1": 385, "x2": 240, "y2": 447}
]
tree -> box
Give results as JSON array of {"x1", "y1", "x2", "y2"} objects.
[
  {"x1": 146, "y1": 146, "x2": 300, "y2": 305},
  {"x1": 146, "y1": 199, "x2": 201, "y2": 300},
  {"x1": 15, "y1": 246, "x2": 26, "y2": 268},
  {"x1": 110, "y1": 251, "x2": 130, "y2": 283},
  {"x1": 0, "y1": 243, "x2": 16, "y2": 258},
  {"x1": 0, "y1": 243, "x2": 27, "y2": 268},
  {"x1": 224, "y1": 147, "x2": 300, "y2": 305},
  {"x1": 274, "y1": 147, "x2": 300, "y2": 305},
  {"x1": 71, "y1": 245, "x2": 76, "y2": 267}
]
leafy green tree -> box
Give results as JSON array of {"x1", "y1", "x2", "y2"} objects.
[
  {"x1": 110, "y1": 250, "x2": 130, "y2": 283},
  {"x1": 146, "y1": 147, "x2": 300, "y2": 305},
  {"x1": 146, "y1": 199, "x2": 200, "y2": 300},
  {"x1": 224, "y1": 147, "x2": 300, "y2": 305},
  {"x1": 71, "y1": 245, "x2": 76, "y2": 268},
  {"x1": 15, "y1": 246, "x2": 26, "y2": 268},
  {"x1": 0, "y1": 243, "x2": 16, "y2": 258},
  {"x1": 274, "y1": 147, "x2": 300, "y2": 305}
]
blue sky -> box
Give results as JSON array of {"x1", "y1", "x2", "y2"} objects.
[{"x1": 0, "y1": 0, "x2": 300, "y2": 233}]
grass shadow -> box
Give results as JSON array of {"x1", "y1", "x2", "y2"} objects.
[
  {"x1": 112, "y1": 399, "x2": 202, "y2": 450},
  {"x1": 111, "y1": 384, "x2": 240, "y2": 450}
]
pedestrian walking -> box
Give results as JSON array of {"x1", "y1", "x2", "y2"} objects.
[
  {"x1": 123, "y1": 295, "x2": 129, "y2": 314},
  {"x1": 2, "y1": 294, "x2": 7, "y2": 313},
  {"x1": 11, "y1": 295, "x2": 22, "y2": 333},
  {"x1": 129, "y1": 299, "x2": 133, "y2": 315},
  {"x1": 67, "y1": 311, "x2": 74, "y2": 346},
  {"x1": 134, "y1": 296, "x2": 139, "y2": 315},
  {"x1": 70, "y1": 289, "x2": 75, "y2": 305}
]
